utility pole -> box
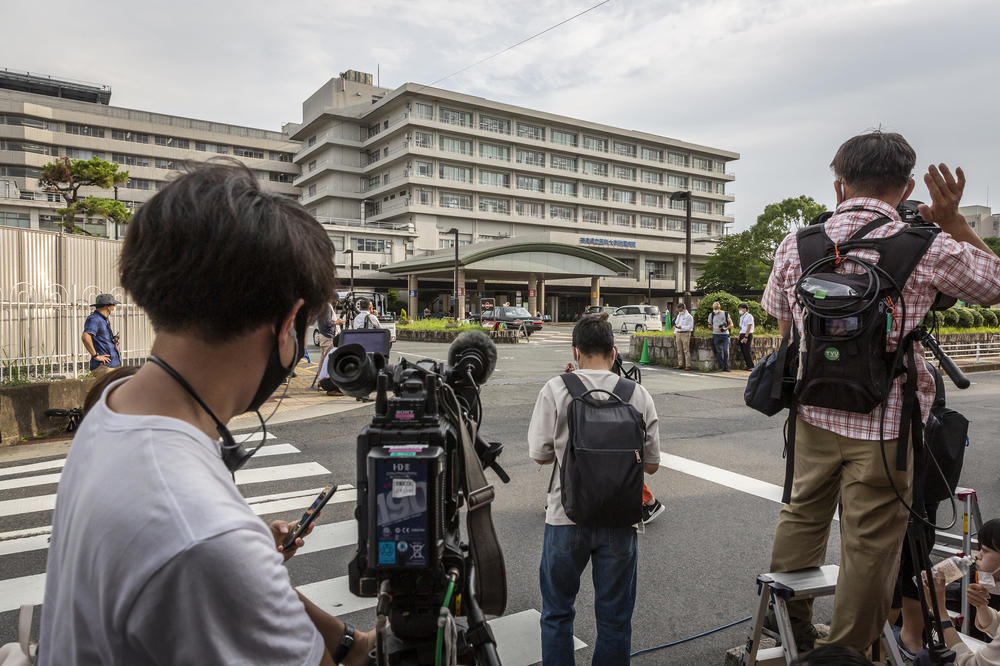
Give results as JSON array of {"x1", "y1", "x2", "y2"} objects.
[{"x1": 447, "y1": 228, "x2": 459, "y2": 316}]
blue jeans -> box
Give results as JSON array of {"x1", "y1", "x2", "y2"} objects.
[
  {"x1": 539, "y1": 523, "x2": 637, "y2": 666},
  {"x1": 712, "y1": 333, "x2": 730, "y2": 370}
]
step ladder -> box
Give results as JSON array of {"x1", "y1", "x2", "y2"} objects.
[
  {"x1": 931, "y1": 488, "x2": 984, "y2": 633},
  {"x1": 743, "y1": 565, "x2": 905, "y2": 666}
]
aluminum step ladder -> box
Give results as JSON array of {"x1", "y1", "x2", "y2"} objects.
[{"x1": 743, "y1": 565, "x2": 905, "y2": 666}]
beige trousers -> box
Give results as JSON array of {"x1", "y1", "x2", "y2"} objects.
[
  {"x1": 675, "y1": 331, "x2": 692, "y2": 368},
  {"x1": 769, "y1": 417, "x2": 912, "y2": 651},
  {"x1": 318, "y1": 334, "x2": 335, "y2": 372}
]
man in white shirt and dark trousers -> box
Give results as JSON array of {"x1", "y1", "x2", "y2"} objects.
[
  {"x1": 673, "y1": 303, "x2": 694, "y2": 370},
  {"x1": 528, "y1": 314, "x2": 661, "y2": 665},
  {"x1": 737, "y1": 302, "x2": 755, "y2": 369},
  {"x1": 352, "y1": 298, "x2": 381, "y2": 329}
]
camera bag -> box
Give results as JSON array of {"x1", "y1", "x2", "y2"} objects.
[
  {"x1": 557, "y1": 373, "x2": 646, "y2": 528},
  {"x1": 921, "y1": 364, "x2": 969, "y2": 504},
  {"x1": 744, "y1": 326, "x2": 799, "y2": 416}
]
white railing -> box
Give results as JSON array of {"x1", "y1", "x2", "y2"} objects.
[
  {"x1": 0, "y1": 283, "x2": 155, "y2": 382},
  {"x1": 928, "y1": 339, "x2": 1000, "y2": 363}
]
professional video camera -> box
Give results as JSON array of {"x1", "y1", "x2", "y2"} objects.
[{"x1": 328, "y1": 328, "x2": 509, "y2": 666}]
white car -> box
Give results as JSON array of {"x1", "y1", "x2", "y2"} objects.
[{"x1": 609, "y1": 305, "x2": 663, "y2": 334}]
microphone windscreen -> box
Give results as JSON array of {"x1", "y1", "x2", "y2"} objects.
[{"x1": 448, "y1": 330, "x2": 498, "y2": 384}]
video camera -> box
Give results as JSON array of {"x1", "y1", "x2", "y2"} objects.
[{"x1": 328, "y1": 329, "x2": 509, "y2": 666}]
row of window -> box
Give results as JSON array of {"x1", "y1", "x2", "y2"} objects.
[
  {"x1": 407, "y1": 162, "x2": 724, "y2": 213},
  {"x1": 407, "y1": 133, "x2": 726, "y2": 191},
  {"x1": 405, "y1": 103, "x2": 725, "y2": 171},
  {"x1": 0, "y1": 113, "x2": 294, "y2": 161}
]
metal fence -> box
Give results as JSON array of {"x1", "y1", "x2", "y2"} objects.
[
  {"x1": 928, "y1": 338, "x2": 1000, "y2": 363},
  {"x1": 0, "y1": 283, "x2": 155, "y2": 382}
]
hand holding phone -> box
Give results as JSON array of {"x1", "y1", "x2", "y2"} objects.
[{"x1": 281, "y1": 483, "x2": 337, "y2": 551}]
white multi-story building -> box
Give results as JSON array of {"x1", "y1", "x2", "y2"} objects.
[
  {"x1": 0, "y1": 69, "x2": 298, "y2": 237},
  {"x1": 292, "y1": 70, "x2": 738, "y2": 319}
]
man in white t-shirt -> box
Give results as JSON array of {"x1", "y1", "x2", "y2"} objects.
[
  {"x1": 352, "y1": 298, "x2": 381, "y2": 329},
  {"x1": 40, "y1": 163, "x2": 373, "y2": 666},
  {"x1": 672, "y1": 303, "x2": 694, "y2": 370},
  {"x1": 528, "y1": 314, "x2": 661, "y2": 665},
  {"x1": 737, "y1": 302, "x2": 756, "y2": 370}
]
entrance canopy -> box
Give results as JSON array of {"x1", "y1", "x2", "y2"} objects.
[{"x1": 380, "y1": 240, "x2": 630, "y2": 281}]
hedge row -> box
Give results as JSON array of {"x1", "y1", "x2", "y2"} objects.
[{"x1": 923, "y1": 305, "x2": 999, "y2": 329}]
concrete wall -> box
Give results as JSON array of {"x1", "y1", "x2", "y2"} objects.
[{"x1": 1, "y1": 376, "x2": 95, "y2": 445}]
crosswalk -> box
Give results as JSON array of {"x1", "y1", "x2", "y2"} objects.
[
  {"x1": 527, "y1": 327, "x2": 632, "y2": 349},
  {"x1": 0, "y1": 429, "x2": 583, "y2": 664}
]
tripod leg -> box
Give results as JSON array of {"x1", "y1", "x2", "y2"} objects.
[{"x1": 907, "y1": 515, "x2": 957, "y2": 666}]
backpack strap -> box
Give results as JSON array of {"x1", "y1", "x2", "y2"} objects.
[
  {"x1": 796, "y1": 224, "x2": 834, "y2": 271},
  {"x1": 560, "y1": 372, "x2": 588, "y2": 398},
  {"x1": 611, "y1": 377, "x2": 636, "y2": 403}
]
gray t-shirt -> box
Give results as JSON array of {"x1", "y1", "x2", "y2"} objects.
[
  {"x1": 527, "y1": 369, "x2": 661, "y2": 526},
  {"x1": 39, "y1": 378, "x2": 325, "y2": 665},
  {"x1": 709, "y1": 310, "x2": 731, "y2": 334}
]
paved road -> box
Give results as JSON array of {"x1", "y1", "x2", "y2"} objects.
[{"x1": 2, "y1": 327, "x2": 998, "y2": 664}]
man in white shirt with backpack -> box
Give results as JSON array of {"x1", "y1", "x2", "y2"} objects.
[{"x1": 528, "y1": 313, "x2": 661, "y2": 665}]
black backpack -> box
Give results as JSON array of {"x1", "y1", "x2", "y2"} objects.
[
  {"x1": 557, "y1": 373, "x2": 646, "y2": 528},
  {"x1": 794, "y1": 214, "x2": 939, "y2": 413}
]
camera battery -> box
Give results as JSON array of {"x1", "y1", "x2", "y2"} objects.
[{"x1": 367, "y1": 445, "x2": 444, "y2": 570}]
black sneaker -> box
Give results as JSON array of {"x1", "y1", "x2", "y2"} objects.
[{"x1": 641, "y1": 500, "x2": 665, "y2": 524}]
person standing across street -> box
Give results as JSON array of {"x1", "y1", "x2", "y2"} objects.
[
  {"x1": 708, "y1": 301, "x2": 733, "y2": 372},
  {"x1": 737, "y1": 303, "x2": 755, "y2": 370},
  {"x1": 82, "y1": 293, "x2": 122, "y2": 378},
  {"x1": 315, "y1": 302, "x2": 345, "y2": 397},
  {"x1": 352, "y1": 298, "x2": 381, "y2": 329},
  {"x1": 530, "y1": 314, "x2": 661, "y2": 665},
  {"x1": 762, "y1": 131, "x2": 1000, "y2": 653},
  {"x1": 673, "y1": 303, "x2": 694, "y2": 370}
]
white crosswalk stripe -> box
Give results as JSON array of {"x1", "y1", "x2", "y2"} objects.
[{"x1": 0, "y1": 436, "x2": 584, "y2": 664}]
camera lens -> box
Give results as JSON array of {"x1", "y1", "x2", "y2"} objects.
[{"x1": 329, "y1": 344, "x2": 379, "y2": 397}]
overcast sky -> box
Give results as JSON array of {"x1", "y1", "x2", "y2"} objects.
[{"x1": 3, "y1": 0, "x2": 997, "y2": 229}]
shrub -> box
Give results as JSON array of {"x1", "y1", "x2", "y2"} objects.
[
  {"x1": 921, "y1": 310, "x2": 946, "y2": 328},
  {"x1": 743, "y1": 300, "x2": 776, "y2": 331},
  {"x1": 696, "y1": 291, "x2": 740, "y2": 330},
  {"x1": 943, "y1": 308, "x2": 960, "y2": 327},
  {"x1": 969, "y1": 308, "x2": 985, "y2": 327},
  {"x1": 955, "y1": 308, "x2": 974, "y2": 328},
  {"x1": 981, "y1": 309, "x2": 998, "y2": 328}
]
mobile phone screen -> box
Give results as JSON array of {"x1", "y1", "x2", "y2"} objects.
[{"x1": 282, "y1": 483, "x2": 338, "y2": 549}]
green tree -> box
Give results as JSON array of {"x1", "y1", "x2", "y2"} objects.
[
  {"x1": 697, "y1": 195, "x2": 827, "y2": 293},
  {"x1": 39, "y1": 156, "x2": 130, "y2": 235},
  {"x1": 984, "y1": 237, "x2": 1000, "y2": 257}
]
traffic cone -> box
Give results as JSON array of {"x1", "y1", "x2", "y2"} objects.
[{"x1": 639, "y1": 337, "x2": 650, "y2": 365}]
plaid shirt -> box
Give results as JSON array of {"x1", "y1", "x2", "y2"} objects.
[{"x1": 762, "y1": 197, "x2": 1000, "y2": 440}]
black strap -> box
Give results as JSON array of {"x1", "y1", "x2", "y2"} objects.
[
  {"x1": 611, "y1": 377, "x2": 636, "y2": 402},
  {"x1": 560, "y1": 372, "x2": 587, "y2": 398},
  {"x1": 896, "y1": 345, "x2": 923, "y2": 472},
  {"x1": 782, "y1": 405, "x2": 797, "y2": 505}
]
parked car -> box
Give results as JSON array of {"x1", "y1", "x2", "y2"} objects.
[
  {"x1": 609, "y1": 305, "x2": 663, "y2": 333},
  {"x1": 584, "y1": 305, "x2": 617, "y2": 317},
  {"x1": 481, "y1": 306, "x2": 543, "y2": 332}
]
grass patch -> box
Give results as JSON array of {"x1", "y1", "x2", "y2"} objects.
[
  {"x1": 397, "y1": 319, "x2": 483, "y2": 332},
  {"x1": 931, "y1": 326, "x2": 1000, "y2": 335}
]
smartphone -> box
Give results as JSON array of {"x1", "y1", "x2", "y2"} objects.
[{"x1": 282, "y1": 483, "x2": 337, "y2": 550}]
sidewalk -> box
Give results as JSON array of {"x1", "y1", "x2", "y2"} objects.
[{"x1": 0, "y1": 356, "x2": 370, "y2": 464}]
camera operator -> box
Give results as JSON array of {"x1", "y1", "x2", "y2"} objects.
[
  {"x1": 39, "y1": 163, "x2": 373, "y2": 665},
  {"x1": 761, "y1": 131, "x2": 1000, "y2": 653},
  {"x1": 352, "y1": 298, "x2": 381, "y2": 330}
]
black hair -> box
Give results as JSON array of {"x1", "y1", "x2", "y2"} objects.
[
  {"x1": 120, "y1": 161, "x2": 336, "y2": 342},
  {"x1": 980, "y1": 519, "x2": 1000, "y2": 551},
  {"x1": 357, "y1": 298, "x2": 372, "y2": 311},
  {"x1": 791, "y1": 644, "x2": 873, "y2": 666},
  {"x1": 830, "y1": 131, "x2": 916, "y2": 195},
  {"x1": 738, "y1": 302, "x2": 749, "y2": 310},
  {"x1": 572, "y1": 312, "x2": 614, "y2": 357}
]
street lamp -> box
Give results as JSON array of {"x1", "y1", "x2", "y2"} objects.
[
  {"x1": 344, "y1": 249, "x2": 355, "y2": 298},
  {"x1": 447, "y1": 228, "x2": 459, "y2": 317},
  {"x1": 669, "y1": 190, "x2": 693, "y2": 295}
]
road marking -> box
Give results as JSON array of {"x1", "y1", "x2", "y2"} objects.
[
  {"x1": 0, "y1": 573, "x2": 45, "y2": 613},
  {"x1": 234, "y1": 462, "x2": 329, "y2": 486},
  {"x1": 233, "y1": 431, "x2": 277, "y2": 443},
  {"x1": 0, "y1": 443, "x2": 298, "y2": 489},
  {"x1": 660, "y1": 453, "x2": 784, "y2": 504},
  {"x1": 296, "y1": 576, "x2": 377, "y2": 616},
  {"x1": 490, "y1": 608, "x2": 586, "y2": 665}
]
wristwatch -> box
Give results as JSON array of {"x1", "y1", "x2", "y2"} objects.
[
  {"x1": 332, "y1": 623, "x2": 355, "y2": 664},
  {"x1": 939, "y1": 619, "x2": 954, "y2": 630}
]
